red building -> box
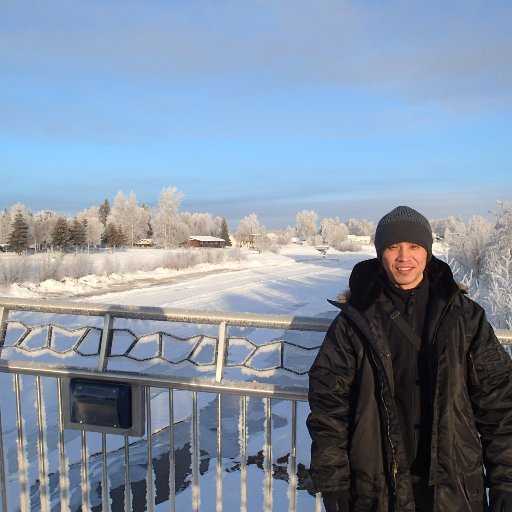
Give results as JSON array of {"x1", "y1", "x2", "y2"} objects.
[{"x1": 188, "y1": 236, "x2": 226, "y2": 248}]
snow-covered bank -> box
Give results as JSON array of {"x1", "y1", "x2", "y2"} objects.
[
  {"x1": 0, "y1": 246, "x2": 377, "y2": 314},
  {"x1": 0, "y1": 247, "x2": 278, "y2": 299}
]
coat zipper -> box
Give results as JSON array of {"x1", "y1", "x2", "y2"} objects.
[{"x1": 369, "y1": 348, "x2": 398, "y2": 492}]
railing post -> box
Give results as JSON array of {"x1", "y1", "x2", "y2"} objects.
[
  {"x1": 288, "y1": 400, "x2": 298, "y2": 512},
  {"x1": 192, "y1": 391, "x2": 200, "y2": 512},
  {"x1": 0, "y1": 306, "x2": 9, "y2": 359},
  {"x1": 98, "y1": 313, "x2": 114, "y2": 371},
  {"x1": 0, "y1": 306, "x2": 9, "y2": 507},
  {"x1": 216, "y1": 394, "x2": 223, "y2": 512},
  {"x1": 146, "y1": 386, "x2": 155, "y2": 512},
  {"x1": 215, "y1": 321, "x2": 228, "y2": 383},
  {"x1": 0, "y1": 404, "x2": 8, "y2": 512}
]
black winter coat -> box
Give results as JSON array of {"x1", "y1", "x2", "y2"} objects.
[{"x1": 307, "y1": 257, "x2": 512, "y2": 511}]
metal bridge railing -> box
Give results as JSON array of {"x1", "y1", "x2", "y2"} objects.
[{"x1": 0, "y1": 297, "x2": 510, "y2": 512}]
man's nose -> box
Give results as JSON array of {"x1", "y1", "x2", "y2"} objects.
[{"x1": 397, "y1": 247, "x2": 411, "y2": 259}]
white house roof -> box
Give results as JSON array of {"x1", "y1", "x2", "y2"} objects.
[{"x1": 189, "y1": 236, "x2": 225, "y2": 242}]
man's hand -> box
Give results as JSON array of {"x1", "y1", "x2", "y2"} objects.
[{"x1": 322, "y1": 490, "x2": 350, "y2": 512}]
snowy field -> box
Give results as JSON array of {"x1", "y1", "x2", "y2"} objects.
[{"x1": 0, "y1": 244, "x2": 377, "y2": 314}]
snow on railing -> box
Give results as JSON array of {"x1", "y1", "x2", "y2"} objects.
[{"x1": 0, "y1": 297, "x2": 510, "y2": 512}]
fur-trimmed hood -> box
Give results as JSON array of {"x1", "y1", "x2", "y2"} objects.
[{"x1": 332, "y1": 256, "x2": 464, "y2": 312}]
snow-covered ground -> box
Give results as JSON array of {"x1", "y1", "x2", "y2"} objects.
[{"x1": 1, "y1": 245, "x2": 377, "y2": 315}]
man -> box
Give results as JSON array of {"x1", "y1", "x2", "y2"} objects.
[{"x1": 307, "y1": 206, "x2": 512, "y2": 511}]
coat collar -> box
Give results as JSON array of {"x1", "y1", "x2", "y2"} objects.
[{"x1": 338, "y1": 256, "x2": 461, "y2": 312}]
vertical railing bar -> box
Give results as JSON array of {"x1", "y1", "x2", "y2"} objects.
[
  {"x1": 0, "y1": 306, "x2": 9, "y2": 359},
  {"x1": 124, "y1": 435, "x2": 132, "y2": 512},
  {"x1": 288, "y1": 400, "x2": 298, "y2": 512},
  {"x1": 264, "y1": 397, "x2": 272, "y2": 512},
  {"x1": 215, "y1": 321, "x2": 228, "y2": 383},
  {"x1": 102, "y1": 434, "x2": 109, "y2": 512},
  {"x1": 146, "y1": 387, "x2": 154, "y2": 512},
  {"x1": 240, "y1": 395, "x2": 247, "y2": 512},
  {"x1": 216, "y1": 394, "x2": 223, "y2": 512},
  {"x1": 81, "y1": 430, "x2": 90, "y2": 512},
  {"x1": 0, "y1": 398, "x2": 9, "y2": 512},
  {"x1": 316, "y1": 492, "x2": 323, "y2": 512},
  {"x1": 35, "y1": 376, "x2": 50, "y2": 512},
  {"x1": 192, "y1": 391, "x2": 200, "y2": 512},
  {"x1": 168, "y1": 389, "x2": 176, "y2": 512},
  {"x1": 0, "y1": 308, "x2": 8, "y2": 512},
  {"x1": 14, "y1": 374, "x2": 29, "y2": 512},
  {"x1": 57, "y1": 379, "x2": 70, "y2": 511},
  {"x1": 98, "y1": 313, "x2": 114, "y2": 371}
]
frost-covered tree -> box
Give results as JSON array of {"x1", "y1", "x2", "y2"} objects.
[
  {"x1": 236, "y1": 213, "x2": 261, "y2": 247},
  {"x1": 40, "y1": 211, "x2": 60, "y2": 251},
  {"x1": 485, "y1": 250, "x2": 512, "y2": 329},
  {"x1": 482, "y1": 201, "x2": 512, "y2": 328},
  {"x1": 77, "y1": 206, "x2": 104, "y2": 249},
  {"x1": 347, "y1": 218, "x2": 375, "y2": 236},
  {"x1": 486, "y1": 201, "x2": 512, "y2": 261},
  {"x1": 320, "y1": 217, "x2": 349, "y2": 249},
  {"x1": 431, "y1": 216, "x2": 462, "y2": 240},
  {"x1": 295, "y1": 210, "x2": 318, "y2": 243},
  {"x1": 7, "y1": 211, "x2": 29, "y2": 254},
  {"x1": 152, "y1": 187, "x2": 188, "y2": 248},
  {"x1": 444, "y1": 215, "x2": 493, "y2": 277},
  {"x1": 27, "y1": 210, "x2": 57, "y2": 252},
  {"x1": 181, "y1": 212, "x2": 217, "y2": 236},
  {"x1": 0, "y1": 209, "x2": 12, "y2": 245},
  {"x1": 275, "y1": 226, "x2": 295, "y2": 246},
  {"x1": 107, "y1": 191, "x2": 150, "y2": 247},
  {"x1": 51, "y1": 217, "x2": 70, "y2": 251}
]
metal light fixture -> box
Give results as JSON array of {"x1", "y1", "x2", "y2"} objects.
[{"x1": 62, "y1": 377, "x2": 145, "y2": 436}]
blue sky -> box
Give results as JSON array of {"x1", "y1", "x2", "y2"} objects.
[{"x1": 1, "y1": 1, "x2": 511, "y2": 229}]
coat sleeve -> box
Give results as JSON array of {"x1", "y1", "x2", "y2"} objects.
[
  {"x1": 467, "y1": 306, "x2": 512, "y2": 491},
  {"x1": 306, "y1": 315, "x2": 357, "y2": 493}
]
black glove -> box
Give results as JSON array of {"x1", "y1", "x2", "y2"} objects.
[
  {"x1": 489, "y1": 488, "x2": 512, "y2": 512},
  {"x1": 322, "y1": 490, "x2": 350, "y2": 512}
]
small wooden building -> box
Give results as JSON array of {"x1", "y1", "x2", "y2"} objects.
[
  {"x1": 134, "y1": 238, "x2": 155, "y2": 247},
  {"x1": 189, "y1": 236, "x2": 226, "y2": 248}
]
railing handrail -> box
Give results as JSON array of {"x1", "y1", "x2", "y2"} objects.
[
  {"x1": 0, "y1": 296, "x2": 333, "y2": 331},
  {"x1": 0, "y1": 359, "x2": 309, "y2": 401},
  {"x1": 1, "y1": 296, "x2": 510, "y2": 342}
]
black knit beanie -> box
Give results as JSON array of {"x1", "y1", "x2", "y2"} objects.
[{"x1": 374, "y1": 206, "x2": 433, "y2": 260}]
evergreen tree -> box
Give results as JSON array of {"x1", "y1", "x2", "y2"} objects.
[
  {"x1": 220, "y1": 217, "x2": 231, "y2": 247},
  {"x1": 52, "y1": 217, "x2": 70, "y2": 251},
  {"x1": 102, "y1": 222, "x2": 126, "y2": 248},
  {"x1": 7, "y1": 211, "x2": 29, "y2": 254},
  {"x1": 142, "y1": 203, "x2": 153, "y2": 238},
  {"x1": 98, "y1": 198, "x2": 110, "y2": 226},
  {"x1": 69, "y1": 218, "x2": 87, "y2": 250}
]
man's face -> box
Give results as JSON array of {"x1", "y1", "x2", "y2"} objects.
[{"x1": 381, "y1": 242, "x2": 428, "y2": 290}]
